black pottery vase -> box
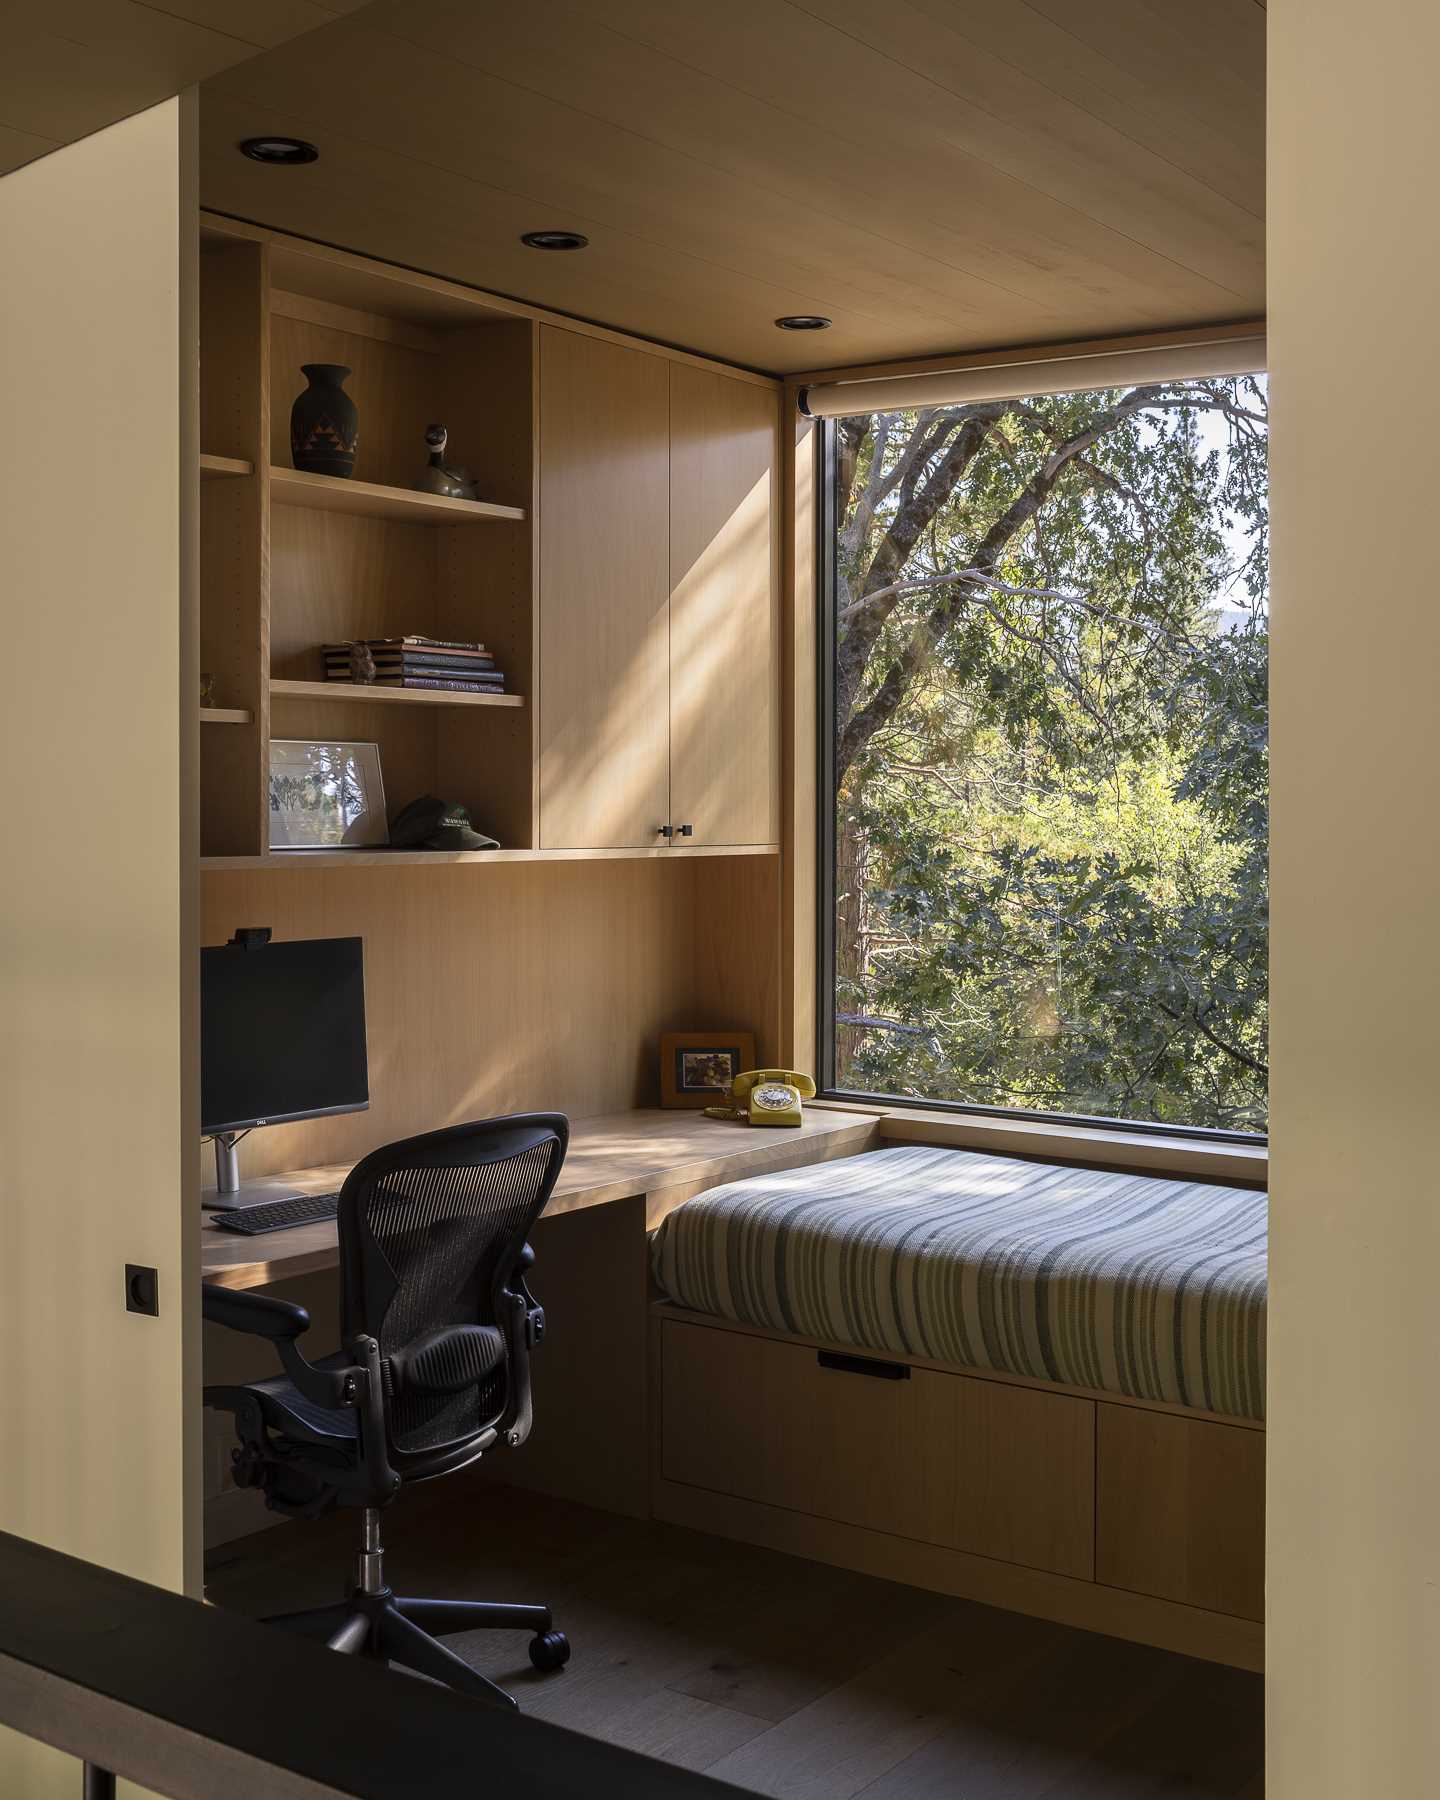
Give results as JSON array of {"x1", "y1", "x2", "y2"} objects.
[{"x1": 290, "y1": 364, "x2": 359, "y2": 477}]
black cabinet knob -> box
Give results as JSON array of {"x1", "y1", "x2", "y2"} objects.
[{"x1": 677, "y1": 824, "x2": 694, "y2": 838}]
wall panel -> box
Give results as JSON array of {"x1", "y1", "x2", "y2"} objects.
[
  {"x1": 201, "y1": 859, "x2": 718, "y2": 1178},
  {"x1": 1269, "y1": 1, "x2": 1440, "y2": 1791},
  {"x1": 0, "y1": 96, "x2": 198, "y2": 1798},
  {"x1": 683, "y1": 854, "x2": 784, "y2": 1069}
]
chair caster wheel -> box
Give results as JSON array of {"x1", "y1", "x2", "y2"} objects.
[{"x1": 529, "y1": 1630, "x2": 570, "y2": 1672}]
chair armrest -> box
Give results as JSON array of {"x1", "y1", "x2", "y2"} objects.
[
  {"x1": 202, "y1": 1284, "x2": 361, "y2": 1412},
  {"x1": 277, "y1": 1341, "x2": 363, "y2": 1413},
  {"x1": 494, "y1": 1243, "x2": 545, "y2": 1448},
  {"x1": 516, "y1": 1243, "x2": 544, "y2": 1346},
  {"x1": 202, "y1": 1284, "x2": 310, "y2": 1339}
]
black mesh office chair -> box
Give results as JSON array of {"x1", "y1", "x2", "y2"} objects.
[{"x1": 203, "y1": 1113, "x2": 571, "y2": 1713}]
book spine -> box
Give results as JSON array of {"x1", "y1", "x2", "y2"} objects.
[
  {"x1": 374, "y1": 636, "x2": 487, "y2": 653},
  {"x1": 323, "y1": 666, "x2": 504, "y2": 685},
  {"x1": 326, "y1": 670, "x2": 500, "y2": 685},
  {"x1": 322, "y1": 639, "x2": 490, "y2": 656},
  {"x1": 372, "y1": 675, "x2": 505, "y2": 692},
  {"x1": 376, "y1": 657, "x2": 498, "y2": 674},
  {"x1": 325, "y1": 653, "x2": 497, "y2": 672}
]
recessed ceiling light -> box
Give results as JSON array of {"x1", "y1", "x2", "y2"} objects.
[
  {"x1": 520, "y1": 230, "x2": 590, "y2": 251},
  {"x1": 239, "y1": 137, "x2": 319, "y2": 166},
  {"x1": 775, "y1": 314, "x2": 832, "y2": 331}
]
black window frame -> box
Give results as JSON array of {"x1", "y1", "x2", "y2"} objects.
[{"x1": 813, "y1": 415, "x2": 1267, "y2": 1149}]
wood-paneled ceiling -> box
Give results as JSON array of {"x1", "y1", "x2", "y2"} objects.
[
  {"x1": 0, "y1": 1, "x2": 367, "y2": 175},
  {"x1": 11, "y1": 1, "x2": 1267, "y2": 374}
]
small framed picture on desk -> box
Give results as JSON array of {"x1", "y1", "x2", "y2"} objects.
[{"x1": 659, "y1": 1030, "x2": 756, "y2": 1108}]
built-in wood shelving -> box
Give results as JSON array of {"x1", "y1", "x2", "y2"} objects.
[
  {"x1": 200, "y1": 453, "x2": 254, "y2": 480},
  {"x1": 202, "y1": 215, "x2": 778, "y2": 867},
  {"x1": 199, "y1": 222, "x2": 539, "y2": 859},
  {"x1": 201, "y1": 845, "x2": 780, "y2": 871},
  {"x1": 270, "y1": 679, "x2": 523, "y2": 710},
  {"x1": 270, "y1": 466, "x2": 525, "y2": 525}
]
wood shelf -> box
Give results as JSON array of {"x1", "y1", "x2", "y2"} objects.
[
  {"x1": 269, "y1": 678, "x2": 523, "y2": 710},
  {"x1": 200, "y1": 453, "x2": 254, "y2": 480},
  {"x1": 201, "y1": 845, "x2": 780, "y2": 871},
  {"x1": 270, "y1": 466, "x2": 526, "y2": 524},
  {"x1": 200, "y1": 706, "x2": 252, "y2": 724}
]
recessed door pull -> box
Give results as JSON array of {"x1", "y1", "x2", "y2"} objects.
[
  {"x1": 125, "y1": 1265, "x2": 160, "y2": 1316},
  {"x1": 817, "y1": 1349, "x2": 909, "y2": 1381}
]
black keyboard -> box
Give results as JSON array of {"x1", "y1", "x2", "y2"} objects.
[{"x1": 212, "y1": 1192, "x2": 340, "y2": 1235}]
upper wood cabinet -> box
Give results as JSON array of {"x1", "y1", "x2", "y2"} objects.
[
  {"x1": 538, "y1": 329, "x2": 781, "y2": 851},
  {"x1": 669, "y1": 364, "x2": 781, "y2": 849},
  {"x1": 538, "y1": 327, "x2": 671, "y2": 850}
]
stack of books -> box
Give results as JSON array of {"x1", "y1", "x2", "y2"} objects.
[{"x1": 322, "y1": 636, "x2": 505, "y2": 694}]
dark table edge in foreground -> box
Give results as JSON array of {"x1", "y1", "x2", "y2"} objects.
[{"x1": 0, "y1": 1530, "x2": 753, "y2": 1799}]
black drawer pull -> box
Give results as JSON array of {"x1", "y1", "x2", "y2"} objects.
[{"x1": 817, "y1": 1350, "x2": 910, "y2": 1381}]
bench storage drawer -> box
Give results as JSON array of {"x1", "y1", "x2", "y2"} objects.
[
  {"x1": 659, "y1": 1317, "x2": 1095, "y2": 1579},
  {"x1": 1096, "y1": 1404, "x2": 1265, "y2": 1620}
]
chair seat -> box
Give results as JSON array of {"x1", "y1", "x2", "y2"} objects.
[
  {"x1": 206, "y1": 1326, "x2": 513, "y2": 1456},
  {"x1": 245, "y1": 1353, "x2": 359, "y2": 1444}
]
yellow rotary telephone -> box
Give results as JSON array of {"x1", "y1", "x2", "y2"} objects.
[{"x1": 705, "y1": 1068, "x2": 817, "y2": 1128}]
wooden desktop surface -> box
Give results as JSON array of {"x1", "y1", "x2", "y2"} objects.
[{"x1": 201, "y1": 1107, "x2": 879, "y2": 1291}]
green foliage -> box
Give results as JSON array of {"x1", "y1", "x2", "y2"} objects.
[{"x1": 833, "y1": 378, "x2": 1268, "y2": 1131}]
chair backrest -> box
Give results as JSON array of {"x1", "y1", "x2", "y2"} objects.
[{"x1": 336, "y1": 1114, "x2": 568, "y2": 1468}]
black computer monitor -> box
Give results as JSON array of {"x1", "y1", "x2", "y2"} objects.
[{"x1": 200, "y1": 933, "x2": 368, "y2": 1207}]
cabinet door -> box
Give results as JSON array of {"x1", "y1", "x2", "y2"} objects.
[
  {"x1": 539, "y1": 327, "x2": 671, "y2": 849},
  {"x1": 668, "y1": 365, "x2": 780, "y2": 847},
  {"x1": 1096, "y1": 1404, "x2": 1265, "y2": 1619},
  {"x1": 661, "y1": 1320, "x2": 1096, "y2": 1580}
]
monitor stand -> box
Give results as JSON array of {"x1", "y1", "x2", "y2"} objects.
[{"x1": 201, "y1": 1131, "x2": 308, "y2": 1211}]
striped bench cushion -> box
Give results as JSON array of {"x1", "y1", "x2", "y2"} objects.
[{"x1": 650, "y1": 1146, "x2": 1267, "y2": 1420}]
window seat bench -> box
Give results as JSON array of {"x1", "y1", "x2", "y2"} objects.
[
  {"x1": 651, "y1": 1144, "x2": 1266, "y2": 1421},
  {"x1": 649, "y1": 1145, "x2": 1267, "y2": 1670}
]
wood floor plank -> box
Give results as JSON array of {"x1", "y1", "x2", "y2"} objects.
[
  {"x1": 465, "y1": 1517, "x2": 835, "y2": 1731},
  {"x1": 1046, "y1": 1660, "x2": 1266, "y2": 1798},
  {"x1": 589, "y1": 1687, "x2": 771, "y2": 1770},
  {"x1": 466, "y1": 1550, "x2": 774, "y2": 1726},
  {"x1": 851, "y1": 1631, "x2": 1187, "y2": 1800},
  {"x1": 703, "y1": 1597, "x2": 1069, "y2": 1799},
  {"x1": 667, "y1": 1557, "x2": 952, "y2": 1723}
]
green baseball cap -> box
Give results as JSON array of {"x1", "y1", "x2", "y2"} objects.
[{"x1": 389, "y1": 795, "x2": 499, "y2": 851}]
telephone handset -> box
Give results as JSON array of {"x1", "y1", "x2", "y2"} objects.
[{"x1": 705, "y1": 1068, "x2": 817, "y2": 1128}]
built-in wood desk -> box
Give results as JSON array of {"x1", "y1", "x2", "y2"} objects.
[{"x1": 201, "y1": 1107, "x2": 879, "y2": 1292}]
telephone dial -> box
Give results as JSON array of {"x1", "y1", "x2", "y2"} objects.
[{"x1": 704, "y1": 1068, "x2": 817, "y2": 1128}]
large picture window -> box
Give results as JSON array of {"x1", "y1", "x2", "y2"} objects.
[{"x1": 821, "y1": 366, "x2": 1268, "y2": 1136}]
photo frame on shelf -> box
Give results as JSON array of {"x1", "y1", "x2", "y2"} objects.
[
  {"x1": 268, "y1": 739, "x2": 388, "y2": 851},
  {"x1": 659, "y1": 1030, "x2": 757, "y2": 1109}
]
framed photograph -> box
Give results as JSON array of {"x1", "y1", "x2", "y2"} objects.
[
  {"x1": 659, "y1": 1030, "x2": 757, "y2": 1109},
  {"x1": 268, "y1": 740, "x2": 388, "y2": 851}
]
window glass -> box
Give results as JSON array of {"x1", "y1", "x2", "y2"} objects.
[{"x1": 826, "y1": 375, "x2": 1268, "y2": 1134}]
